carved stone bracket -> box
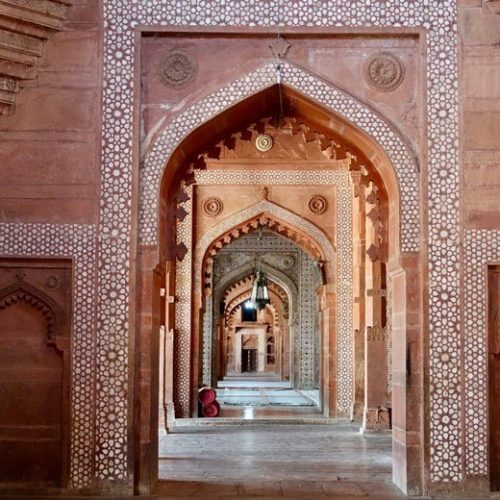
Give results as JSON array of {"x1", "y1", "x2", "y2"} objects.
[
  {"x1": 365, "y1": 182, "x2": 384, "y2": 262},
  {"x1": 0, "y1": 0, "x2": 73, "y2": 114}
]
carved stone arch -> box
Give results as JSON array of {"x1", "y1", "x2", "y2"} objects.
[
  {"x1": 196, "y1": 200, "x2": 335, "y2": 296},
  {"x1": 203, "y1": 212, "x2": 326, "y2": 292},
  {"x1": 226, "y1": 288, "x2": 282, "y2": 326},
  {"x1": 223, "y1": 272, "x2": 291, "y2": 327},
  {"x1": 206, "y1": 242, "x2": 318, "y2": 388},
  {"x1": 142, "y1": 60, "x2": 418, "y2": 254},
  {"x1": 0, "y1": 280, "x2": 64, "y2": 350},
  {"x1": 212, "y1": 258, "x2": 299, "y2": 333},
  {"x1": 223, "y1": 281, "x2": 288, "y2": 380},
  {"x1": 215, "y1": 259, "x2": 298, "y2": 312}
]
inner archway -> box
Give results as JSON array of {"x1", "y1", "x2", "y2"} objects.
[{"x1": 207, "y1": 229, "x2": 323, "y2": 415}]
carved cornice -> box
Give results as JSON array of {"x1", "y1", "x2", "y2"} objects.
[{"x1": 0, "y1": 0, "x2": 73, "y2": 115}]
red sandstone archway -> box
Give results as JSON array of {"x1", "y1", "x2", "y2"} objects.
[{"x1": 133, "y1": 84, "x2": 424, "y2": 496}]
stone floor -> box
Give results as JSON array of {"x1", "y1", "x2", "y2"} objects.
[
  {"x1": 5, "y1": 423, "x2": 500, "y2": 499},
  {"x1": 157, "y1": 422, "x2": 407, "y2": 498},
  {"x1": 217, "y1": 388, "x2": 316, "y2": 407}
]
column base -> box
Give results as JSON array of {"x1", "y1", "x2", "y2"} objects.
[
  {"x1": 164, "y1": 402, "x2": 176, "y2": 432},
  {"x1": 361, "y1": 406, "x2": 391, "y2": 432},
  {"x1": 351, "y1": 401, "x2": 364, "y2": 422}
]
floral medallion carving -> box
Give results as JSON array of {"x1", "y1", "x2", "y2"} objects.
[
  {"x1": 158, "y1": 50, "x2": 197, "y2": 88},
  {"x1": 365, "y1": 52, "x2": 404, "y2": 92},
  {"x1": 46, "y1": 275, "x2": 60, "y2": 289},
  {"x1": 202, "y1": 197, "x2": 223, "y2": 217},
  {"x1": 255, "y1": 134, "x2": 274, "y2": 152},
  {"x1": 308, "y1": 195, "x2": 327, "y2": 214},
  {"x1": 282, "y1": 255, "x2": 295, "y2": 269}
]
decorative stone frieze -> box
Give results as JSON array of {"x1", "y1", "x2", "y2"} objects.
[{"x1": 0, "y1": 0, "x2": 73, "y2": 114}]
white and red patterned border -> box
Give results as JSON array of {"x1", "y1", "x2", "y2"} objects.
[
  {"x1": 100, "y1": 0, "x2": 460, "y2": 485},
  {"x1": 464, "y1": 230, "x2": 500, "y2": 476},
  {"x1": 141, "y1": 62, "x2": 420, "y2": 252},
  {"x1": 0, "y1": 223, "x2": 97, "y2": 488}
]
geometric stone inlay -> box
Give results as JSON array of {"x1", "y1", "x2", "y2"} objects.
[
  {"x1": 141, "y1": 62, "x2": 420, "y2": 254},
  {"x1": 101, "y1": 0, "x2": 458, "y2": 485},
  {"x1": 0, "y1": 222, "x2": 97, "y2": 488},
  {"x1": 464, "y1": 230, "x2": 500, "y2": 476}
]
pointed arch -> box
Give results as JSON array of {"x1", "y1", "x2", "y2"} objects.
[
  {"x1": 0, "y1": 280, "x2": 62, "y2": 349},
  {"x1": 215, "y1": 260, "x2": 298, "y2": 325},
  {"x1": 214, "y1": 260, "x2": 298, "y2": 388},
  {"x1": 195, "y1": 200, "x2": 335, "y2": 290},
  {"x1": 140, "y1": 61, "x2": 418, "y2": 254}
]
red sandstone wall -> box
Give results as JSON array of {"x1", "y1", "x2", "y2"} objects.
[
  {"x1": 460, "y1": 0, "x2": 500, "y2": 228},
  {"x1": 140, "y1": 33, "x2": 421, "y2": 157},
  {"x1": 0, "y1": 1, "x2": 102, "y2": 225}
]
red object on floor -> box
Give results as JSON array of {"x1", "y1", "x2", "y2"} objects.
[
  {"x1": 201, "y1": 401, "x2": 220, "y2": 417},
  {"x1": 198, "y1": 387, "x2": 217, "y2": 405}
]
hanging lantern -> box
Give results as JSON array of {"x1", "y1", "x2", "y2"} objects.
[{"x1": 250, "y1": 270, "x2": 271, "y2": 310}]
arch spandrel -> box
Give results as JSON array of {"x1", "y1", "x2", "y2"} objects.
[
  {"x1": 141, "y1": 61, "x2": 418, "y2": 254},
  {"x1": 195, "y1": 200, "x2": 336, "y2": 289}
]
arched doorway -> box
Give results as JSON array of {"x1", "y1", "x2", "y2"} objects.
[
  {"x1": 134, "y1": 65, "x2": 423, "y2": 495},
  {"x1": 207, "y1": 229, "x2": 323, "y2": 413}
]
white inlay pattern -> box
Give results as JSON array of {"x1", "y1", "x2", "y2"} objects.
[
  {"x1": 0, "y1": 223, "x2": 97, "y2": 488},
  {"x1": 464, "y1": 230, "x2": 500, "y2": 475},
  {"x1": 99, "y1": 0, "x2": 458, "y2": 485},
  {"x1": 141, "y1": 62, "x2": 420, "y2": 253}
]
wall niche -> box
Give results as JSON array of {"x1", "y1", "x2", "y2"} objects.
[{"x1": 0, "y1": 258, "x2": 72, "y2": 491}]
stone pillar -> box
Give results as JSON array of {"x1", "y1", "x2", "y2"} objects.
[
  {"x1": 162, "y1": 261, "x2": 176, "y2": 425},
  {"x1": 226, "y1": 328, "x2": 234, "y2": 373},
  {"x1": 362, "y1": 183, "x2": 390, "y2": 432},
  {"x1": 320, "y1": 285, "x2": 337, "y2": 417},
  {"x1": 135, "y1": 248, "x2": 163, "y2": 492},
  {"x1": 351, "y1": 170, "x2": 366, "y2": 422},
  {"x1": 234, "y1": 332, "x2": 242, "y2": 373},
  {"x1": 390, "y1": 253, "x2": 423, "y2": 495},
  {"x1": 258, "y1": 329, "x2": 266, "y2": 372}
]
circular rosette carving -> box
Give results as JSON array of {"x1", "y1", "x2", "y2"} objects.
[
  {"x1": 281, "y1": 255, "x2": 295, "y2": 270},
  {"x1": 158, "y1": 50, "x2": 198, "y2": 88},
  {"x1": 202, "y1": 197, "x2": 223, "y2": 217},
  {"x1": 365, "y1": 52, "x2": 404, "y2": 92},
  {"x1": 255, "y1": 134, "x2": 274, "y2": 152},
  {"x1": 308, "y1": 195, "x2": 327, "y2": 215},
  {"x1": 46, "y1": 275, "x2": 60, "y2": 289}
]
